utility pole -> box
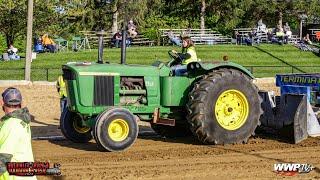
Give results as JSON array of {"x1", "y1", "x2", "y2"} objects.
[
  {"x1": 300, "y1": 19, "x2": 303, "y2": 40},
  {"x1": 298, "y1": 12, "x2": 307, "y2": 41},
  {"x1": 25, "y1": 0, "x2": 33, "y2": 81}
]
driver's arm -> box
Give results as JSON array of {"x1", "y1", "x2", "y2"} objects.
[{"x1": 178, "y1": 52, "x2": 191, "y2": 60}]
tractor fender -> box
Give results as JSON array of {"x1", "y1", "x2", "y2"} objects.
[{"x1": 194, "y1": 62, "x2": 254, "y2": 79}]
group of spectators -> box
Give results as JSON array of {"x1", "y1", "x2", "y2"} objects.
[
  {"x1": 267, "y1": 22, "x2": 293, "y2": 45},
  {"x1": 235, "y1": 19, "x2": 317, "y2": 47},
  {"x1": 235, "y1": 20, "x2": 294, "y2": 46},
  {"x1": 34, "y1": 33, "x2": 56, "y2": 53},
  {"x1": 111, "y1": 20, "x2": 138, "y2": 48},
  {"x1": 0, "y1": 33, "x2": 57, "y2": 61},
  {"x1": 2, "y1": 21, "x2": 138, "y2": 61}
]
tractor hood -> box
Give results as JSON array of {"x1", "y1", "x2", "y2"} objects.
[
  {"x1": 63, "y1": 62, "x2": 171, "y2": 77},
  {"x1": 62, "y1": 61, "x2": 253, "y2": 78}
]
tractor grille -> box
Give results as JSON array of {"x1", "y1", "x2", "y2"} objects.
[{"x1": 94, "y1": 76, "x2": 114, "y2": 106}]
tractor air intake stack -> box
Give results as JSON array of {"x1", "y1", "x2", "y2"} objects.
[
  {"x1": 121, "y1": 29, "x2": 126, "y2": 64},
  {"x1": 97, "y1": 30, "x2": 104, "y2": 64}
]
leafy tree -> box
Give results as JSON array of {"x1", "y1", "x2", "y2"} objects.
[
  {"x1": 205, "y1": 0, "x2": 250, "y2": 33},
  {"x1": 0, "y1": 0, "x2": 61, "y2": 47},
  {"x1": 2, "y1": 0, "x2": 319, "y2": 47},
  {"x1": 0, "y1": 0, "x2": 26, "y2": 47}
]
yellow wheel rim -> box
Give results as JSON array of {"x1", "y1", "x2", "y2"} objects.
[
  {"x1": 73, "y1": 120, "x2": 91, "y2": 134},
  {"x1": 215, "y1": 89, "x2": 249, "y2": 130},
  {"x1": 108, "y1": 119, "x2": 129, "y2": 142}
]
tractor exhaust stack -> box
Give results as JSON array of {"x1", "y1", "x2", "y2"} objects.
[
  {"x1": 121, "y1": 29, "x2": 126, "y2": 64},
  {"x1": 97, "y1": 30, "x2": 104, "y2": 64}
]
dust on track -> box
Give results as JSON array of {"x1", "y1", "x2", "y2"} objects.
[{"x1": 0, "y1": 83, "x2": 319, "y2": 180}]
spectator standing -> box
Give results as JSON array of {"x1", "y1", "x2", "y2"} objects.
[
  {"x1": 0, "y1": 87, "x2": 36, "y2": 180},
  {"x1": 235, "y1": 30, "x2": 241, "y2": 45},
  {"x1": 56, "y1": 75, "x2": 67, "y2": 114},
  {"x1": 283, "y1": 22, "x2": 292, "y2": 44},
  {"x1": 257, "y1": 19, "x2": 267, "y2": 33},
  {"x1": 7, "y1": 44, "x2": 20, "y2": 60},
  {"x1": 252, "y1": 28, "x2": 261, "y2": 45},
  {"x1": 283, "y1": 22, "x2": 291, "y2": 32},
  {"x1": 42, "y1": 34, "x2": 56, "y2": 53}
]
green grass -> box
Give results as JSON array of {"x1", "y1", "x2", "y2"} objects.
[{"x1": 0, "y1": 44, "x2": 319, "y2": 81}]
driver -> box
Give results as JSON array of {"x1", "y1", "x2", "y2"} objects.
[{"x1": 170, "y1": 36, "x2": 199, "y2": 75}]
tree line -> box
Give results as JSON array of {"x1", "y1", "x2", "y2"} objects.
[{"x1": 0, "y1": 0, "x2": 319, "y2": 50}]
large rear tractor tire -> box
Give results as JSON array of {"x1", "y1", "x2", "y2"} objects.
[
  {"x1": 93, "y1": 108, "x2": 138, "y2": 152},
  {"x1": 60, "y1": 108, "x2": 92, "y2": 143},
  {"x1": 187, "y1": 68, "x2": 262, "y2": 144}
]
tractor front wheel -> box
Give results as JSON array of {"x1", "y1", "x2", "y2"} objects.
[
  {"x1": 60, "y1": 108, "x2": 92, "y2": 143},
  {"x1": 187, "y1": 68, "x2": 262, "y2": 144},
  {"x1": 93, "y1": 108, "x2": 139, "y2": 152}
]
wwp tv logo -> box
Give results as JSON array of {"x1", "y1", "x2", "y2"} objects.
[{"x1": 274, "y1": 163, "x2": 314, "y2": 176}]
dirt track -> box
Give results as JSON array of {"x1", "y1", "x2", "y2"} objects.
[{"x1": 0, "y1": 83, "x2": 320, "y2": 179}]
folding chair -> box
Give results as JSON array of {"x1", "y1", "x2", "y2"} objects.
[
  {"x1": 2, "y1": 53, "x2": 9, "y2": 61},
  {"x1": 72, "y1": 36, "x2": 91, "y2": 51},
  {"x1": 55, "y1": 38, "x2": 68, "y2": 52}
]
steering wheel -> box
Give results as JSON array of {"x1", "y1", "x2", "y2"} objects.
[{"x1": 167, "y1": 50, "x2": 182, "y2": 67}]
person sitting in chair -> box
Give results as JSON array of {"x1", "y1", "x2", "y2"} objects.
[
  {"x1": 167, "y1": 29, "x2": 181, "y2": 46},
  {"x1": 7, "y1": 44, "x2": 20, "y2": 60},
  {"x1": 34, "y1": 37, "x2": 44, "y2": 53},
  {"x1": 42, "y1": 34, "x2": 56, "y2": 53},
  {"x1": 169, "y1": 36, "x2": 199, "y2": 76},
  {"x1": 303, "y1": 33, "x2": 312, "y2": 45},
  {"x1": 111, "y1": 31, "x2": 122, "y2": 48},
  {"x1": 127, "y1": 20, "x2": 137, "y2": 38},
  {"x1": 275, "y1": 27, "x2": 285, "y2": 45}
]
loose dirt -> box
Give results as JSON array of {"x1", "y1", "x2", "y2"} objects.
[{"x1": 0, "y1": 82, "x2": 319, "y2": 180}]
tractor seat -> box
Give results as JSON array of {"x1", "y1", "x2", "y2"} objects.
[
  {"x1": 171, "y1": 62, "x2": 202, "y2": 76},
  {"x1": 151, "y1": 61, "x2": 165, "y2": 68}
]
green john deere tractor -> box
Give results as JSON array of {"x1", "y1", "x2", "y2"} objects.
[{"x1": 61, "y1": 49, "x2": 262, "y2": 151}]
